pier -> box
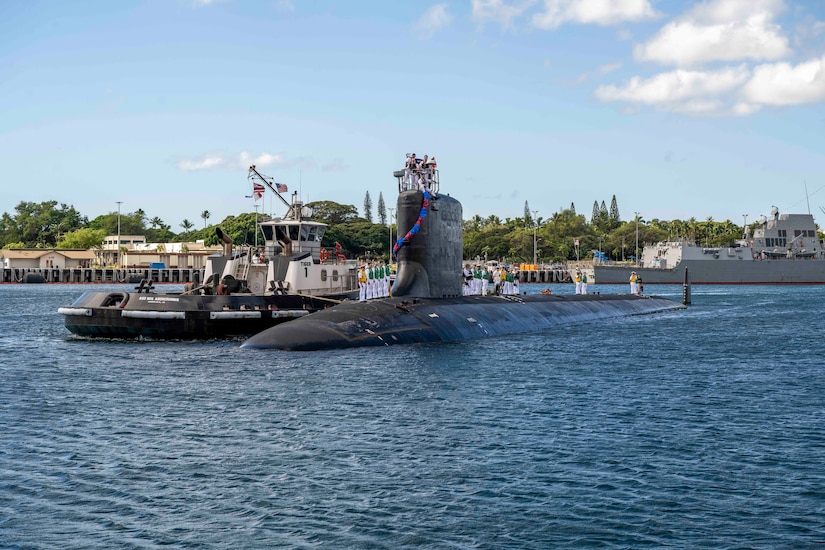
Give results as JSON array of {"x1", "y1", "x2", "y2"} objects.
[
  {"x1": 1, "y1": 267, "x2": 204, "y2": 284},
  {"x1": 4, "y1": 265, "x2": 572, "y2": 285},
  {"x1": 516, "y1": 264, "x2": 572, "y2": 283}
]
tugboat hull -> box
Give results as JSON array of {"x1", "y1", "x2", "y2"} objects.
[{"x1": 59, "y1": 290, "x2": 342, "y2": 339}]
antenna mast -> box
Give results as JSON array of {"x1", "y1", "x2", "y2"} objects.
[{"x1": 248, "y1": 165, "x2": 291, "y2": 212}]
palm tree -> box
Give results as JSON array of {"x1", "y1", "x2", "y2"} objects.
[
  {"x1": 180, "y1": 219, "x2": 194, "y2": 240},
  {"x1": 201, "y1": 210, "x2": 211, "y2": 229},
  {"x1": 150, "y1": 216, "x2": 163, "y2": 229}
]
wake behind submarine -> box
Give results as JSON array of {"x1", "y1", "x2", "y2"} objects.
[{"x1": 242, "y1": 171, "x2": 686, "y2": 351}]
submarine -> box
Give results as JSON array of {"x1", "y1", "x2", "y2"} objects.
[{"x1": 241, "y1": 169, "x2": 685, "y2": 351}]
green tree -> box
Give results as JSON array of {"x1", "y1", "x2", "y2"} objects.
[
  {"x1": 325, "y1": 219, "x2": 388, "y2": 260},
  {"x1": 363, "y1": 191, "x2": 373, "y2": 222},
  {"x1": 0, "y1": 200, "x2": 85, "y2": 248},
  {"x1": 88, "y1": 210, "x2": 145, "y2": 236},
  {"x1": 377, "y1": 192, "x2": 386, "y2": 226},
  {"x1": 59, "y1": 228, "x2": 106, "y2": 250},
  {"x1": 146, "y1": 221, "x2": 174, "y2": 243},
  {"x1": 206, "y1": 213, "x2": 258, "y2": 247},
  {"x1": 609, "y1": 195, "x2": 620, "y2": 229},
  {"x1": 179, "y1": 219, "x2": 195, "y2": 240},
  {"x1": 306, "y1": 201, "x2": 359, "y2": 225},
  {"x1": 201, "y1": 210, "x2": 211, "y2": 228},
  {"x1": 544, "y1": 208, "x2": 590, "y2": 262}
]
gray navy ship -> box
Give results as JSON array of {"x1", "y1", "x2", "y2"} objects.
[{"x1": 593, "y1": 207, "x2": 825, "y2": 285}]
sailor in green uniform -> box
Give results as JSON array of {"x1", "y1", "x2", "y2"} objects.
[
  {"x1": 473, "y1": 265, "x2": 482, "y2": 295},
  {"x1": 383, "y1": 260, "x2": 391, "y2": 297},
  {"x1": 377, "y1": 261, "x2": 386, "y2": 297},
  {"x1": 367, "y1": 261, "x2": 375, "y2": 299},
  {"x1": 481, "y1": 265, "x2": 490, "y2": 296}
]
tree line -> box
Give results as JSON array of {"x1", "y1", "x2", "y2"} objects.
[
  {"x1": 463, "y1": 199, "x2": 748, "y2": 265},
  {"x1": 0, "y1": 194, "x2": 766, "y2": 265}
]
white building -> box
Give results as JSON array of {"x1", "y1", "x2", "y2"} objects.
[
  {"x1": 100, "y1": 235, "x2": 221, "y2": 269},
  {"x1": 1, "y1": 249, "x2": 97, "y2": 269}
]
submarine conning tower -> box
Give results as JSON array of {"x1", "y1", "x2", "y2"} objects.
[{"x1": 391, "y1": 186, "x2": 463, "y2": 299}]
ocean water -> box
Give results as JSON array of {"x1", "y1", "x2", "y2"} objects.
[{"x1": 1, "y1": 282, "x2": 825, "y2": 549}]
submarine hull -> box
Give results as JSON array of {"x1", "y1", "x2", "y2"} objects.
[{"x1": 241, "y1": 293, "x2": 684, "y2": 351}]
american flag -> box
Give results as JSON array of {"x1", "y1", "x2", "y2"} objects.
[
  {"x1": 275, "y1": 182, "x2": 288, "y2": 193},
  {"x1": 253, "y1": 183, "x2": 265, "y2": 200}
]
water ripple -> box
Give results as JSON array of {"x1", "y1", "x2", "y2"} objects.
[{"x1": 2, "y1": 284, "x2": 825, "y2": 548}]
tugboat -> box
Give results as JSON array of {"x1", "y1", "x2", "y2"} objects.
[{"x1": 58, "y1": 166, "x2": 359, "y2": 339}]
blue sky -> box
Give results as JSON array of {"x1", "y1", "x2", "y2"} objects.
[{"x1": 3, "y1": 0, "x2": 825, "y2": 231}]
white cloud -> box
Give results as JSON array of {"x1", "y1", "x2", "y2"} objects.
[
  {"x1": 590, "y1": 0, "x2": 825, "y2": 116},
  {"x1": 532, "y1": 0, "x2": 658, "y2": 29},
  {"x1": 415, "y1": 4, "x2": 453, "y2": 39},
  {"x1": 741, "y1": 55, "x2": 825, "y2": 106},
  {"x1": 593, "y1": 66, "x2": 751, "y2": 114},
  {"x1": 594, "y1": 56, "x2": 825, "y2": 115},
  {"x1": 177, "y1": 153, "x2": 227, "y2": 171},
  {"x1": 635, "y1": 0, "x2": 790, "y2": 66},
  {"x1": 177, "y1": 151, "x2": 289, "y2": 172},
  {"x1": 471, "y1": 0, "x2": 536, "y2": 30},
  {"x1": 598, "y1": 61, "x2": 622, "y2": 75},
  {"x1": 238, "y1": 152, "x2": 286, "y2": 169}
]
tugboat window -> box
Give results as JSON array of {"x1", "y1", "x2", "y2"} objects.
[
  {"x1": 321, "y1": 269, "x2": 327, "y2": 282},
  {"x1": 332, "y1": 270, "x2": 339, "y2": 281}
]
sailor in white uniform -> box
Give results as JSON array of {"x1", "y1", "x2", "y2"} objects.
[{"x1": 463, "y1": 264, "x2": 473, "y2": 296}]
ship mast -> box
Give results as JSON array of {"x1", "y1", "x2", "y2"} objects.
[{"x1": 247, "y1": 165, "x2": 293, "y2": 216}]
